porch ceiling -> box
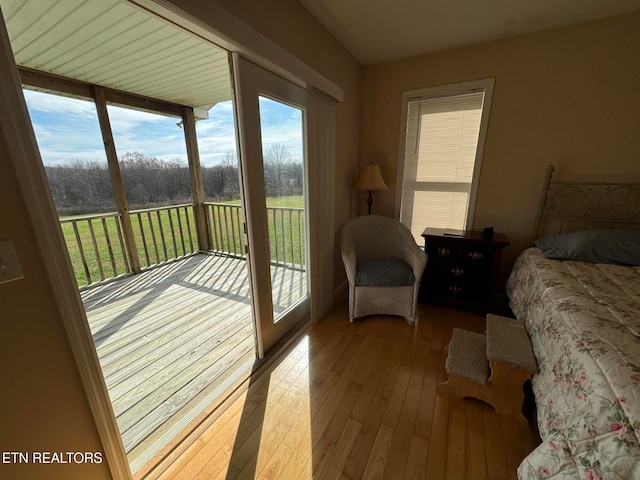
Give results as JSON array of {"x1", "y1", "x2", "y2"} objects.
[{"x1": 1, "y1": 0, "x2": 231, "y2": 113}]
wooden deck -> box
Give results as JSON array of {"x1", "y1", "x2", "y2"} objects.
[{"x1": 81, "y1": 253, "x2": 307, "y2": 470}]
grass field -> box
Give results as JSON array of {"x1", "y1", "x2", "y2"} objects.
[{"x1": 60, "y1": 196, "x2": 305, "y2": 287}]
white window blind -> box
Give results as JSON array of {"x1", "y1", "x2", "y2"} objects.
[{"x1": 400, "y1": 90, "x2": 485, "y2": 243}]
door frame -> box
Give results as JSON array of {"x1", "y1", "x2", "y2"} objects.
[
  {"x1": 232, "y1": 53, "x2": 311, "y2": 357},
  {"x1": 0, "y1": 0, "x2": 339, "y2": 476},
  {"x1": 0, "y1": 9, "x2": 132, "y2": 480}
]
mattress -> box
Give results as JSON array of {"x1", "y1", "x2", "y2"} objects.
[{"x1": 506, "y1": 248, "x2": 640, "y2": 480}]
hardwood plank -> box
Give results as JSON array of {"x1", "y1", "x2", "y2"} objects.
[
  {"x1": 517, "y1": 416, "x2": 537, "y2": 461},
  {"x1": 501, "y1": 415, "x2": 524, "y2": 480},
  {"x1": 258, "y1": 328, "x2": 356, "y2": 480},
  {"x1": 404, "y1": 433, "x2": 429, "y2": 480},
  {"x1": 229, "y1": 357, "x2": 317, "y2": 479},
  {"x1": 382, "y1": 333, "x2": 431, "y2": 480},
  {"x1": 317, "y1": 418, "x2": 362, "y2": 480},
  {"x1": 310, "y1": 375, "x2": 352, "y2": 448},
  {"x1": 360, "y1": 423, "x2": 395, "y2": 480},
  {"x1": 380, "y1": 339, "x2": 413, "y2": 428},
  {"x1": 413, "y1": 349, "x2": 442, "y2": 439},
  {"x1": 351, "y1": 341, "x2": 392, "y2": 423},
  {"x1": 273, "y1": 368, "x2": 341, "y2": 468},
  {"x1": 322, "y1": 381, "x2": 362, "y2": 443},
  {"x1": 425, "y1": 349, "x2": 452, "y2": 479},
  {"x1": 376, "y1": 323, "x2": 412, "y2": 401},
  {"x1": 446, "y1": 398, "x2": 467, "y2": 480},
  {"x1": 351, "y1": 319, "x2": 387, "y2": 386},
  {"x1": 466, "y1": 399, "x2": 489, "y2": 480},
  {"x1": 331, "y1": 333, "x2": 365, "y2": 377},
  {"x1": 254, "y1": 386, "x2": 313, "y2": 480},
  {"x1": 163, "y1": 402, "x2": 245, "y2": 480},
  {"x1": 305, "y1": 436, "x2": 334, "y2": 480},
  {"x1": 483, "y1": 409, "x2": 509, "y2": 480},
  {"x1": 343, "y1": 394, "x2": 387, "y2": 480},
  {"x1": 209, "y1": 360, "x2": 316, "y2": 479}
]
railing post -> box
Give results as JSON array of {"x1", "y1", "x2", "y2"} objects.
[
  {"x1": 182, "y1": 107, "x2": 211, "y2": 252},
  {"x1": 92, "y1": 86, "x2": 140, "y2": 273}
]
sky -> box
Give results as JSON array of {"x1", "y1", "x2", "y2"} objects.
[{"x1": 23, "y1": 89, "x2": 304, "y2": 167}]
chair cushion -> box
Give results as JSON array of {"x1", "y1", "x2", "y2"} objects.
[{"x1": 355, "y1": 258, "x2": 415, "y2": 287}]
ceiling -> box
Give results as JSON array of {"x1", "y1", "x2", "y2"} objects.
[
  {"x1": 299, "y1": 0, "x2": 640, "y2": 65},
  {"x1": 1, "y1": 0, "x2": 232, "y2": 112}
]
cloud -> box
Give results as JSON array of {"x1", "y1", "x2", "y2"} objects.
[
  {"x1": 23, "y1": 90, "x2": 303, "y2": 168},
  {"x1": 23, "y1": 89, "x2": 95, "y2": 116}
]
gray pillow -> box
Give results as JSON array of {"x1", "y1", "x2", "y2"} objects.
[{"x1": 534, "y1": 230, "x2": 640, "y2": 266}]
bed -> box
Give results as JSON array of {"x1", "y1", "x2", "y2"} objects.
[{"x1": 506, "y1": 165, "x2": 640, "y2": 480}]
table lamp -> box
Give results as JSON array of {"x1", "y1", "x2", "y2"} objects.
[{"x1": 356, "y1": 163, "x2": 388, "y2": 215}]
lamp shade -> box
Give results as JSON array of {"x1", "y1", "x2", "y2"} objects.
[{"x1": 356, "y1": 164, "x2": 388, "y2": 191}]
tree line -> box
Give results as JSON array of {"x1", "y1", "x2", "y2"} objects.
[{"x1": 46, "y1": 145, "x2": 303, "y2": 216}]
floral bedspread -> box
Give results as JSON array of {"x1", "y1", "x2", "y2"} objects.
[{"x1": 506, "y1": 248, "x2": 640, "y2": 480}]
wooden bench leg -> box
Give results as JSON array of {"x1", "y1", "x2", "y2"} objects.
[
  {"x1": 437, "y1": 374, "x2": 491, "y2": 406},
  {"x1": 485, "y1": 361, "x2": 533, "y2": 417},
  {"x1": 438, "y1": 361, "x2": 533, "y2": 418}
]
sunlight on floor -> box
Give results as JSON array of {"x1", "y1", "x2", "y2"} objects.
[{"x1": 257, "y1": 335, "x2": 313, "y2": 479}]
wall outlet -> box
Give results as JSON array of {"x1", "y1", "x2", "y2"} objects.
[{"x1": 0, "y1": 241, "x2": 24, "y2": 284}]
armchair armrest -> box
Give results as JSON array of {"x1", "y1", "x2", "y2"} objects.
[
  {"x1": 397, "y1": 238, "x2": 428, "y2": 281},
  {"x1": 341, "y1": 232, "x2": 357, "y2": 285}
]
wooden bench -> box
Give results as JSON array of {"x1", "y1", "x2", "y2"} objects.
[{"x1": 437, "y1": 314, "x2": 538, "y2": 417}]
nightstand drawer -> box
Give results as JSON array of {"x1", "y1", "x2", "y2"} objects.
[
  {"x1": 427, "y1": 240, "x2": 492, "y2": 266},
  {"x1": 428, "y1": 261, "x2": 488, "y2": 281},
  {"x1": 458, "y1": 245, "x2": 492, "y2": 266},
  {"x1": 427, "y1": 279, "x2": 491, "y2": 301},
  {"x1": 427, "y1": 239, "x2": 460, "y2": 261}
]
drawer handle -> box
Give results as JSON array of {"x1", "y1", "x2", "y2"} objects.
[
  {"x1": 437, "y1": 247, "x2": 451, "y2": 256},
  {"x1": 451, "y1": 267, "x2": 464, "y2": 276},
  {"x1": 449, "y1": 285, "x2": 462, "y2": 294},
  {"x1": 468, "y1": 251, "x2": 484, "y2": 260}
]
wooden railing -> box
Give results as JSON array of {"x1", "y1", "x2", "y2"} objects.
[
  {"x1": 60, "y1": 212, "x2": 131, "y2": 286},
  {"x1": 61, "y1": 204, "x2": 197, "y2": 287},
  {"x1": 129, "y1": 204, "x2": 198, "y2": 269},
  {"x1": 63, "y1": 202, "x2": 304, "y2": 287},
  {"x1": 266, "y1": 205, "x2": 306, "y2": 268},
  {"x1": 205, "y1": 202, "x2": 244, "y2": 258},
  {"x1": 205, "y1": 202, "x2": 306, "y2": 268}
]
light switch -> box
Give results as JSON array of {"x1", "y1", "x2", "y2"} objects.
[{"x1": 0, "y1": 240, "x2": 24, "y2": 284}]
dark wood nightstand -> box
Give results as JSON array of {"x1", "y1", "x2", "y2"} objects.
[{"x1": 419, "y1": 228, "x2": 509, "y2": 313}]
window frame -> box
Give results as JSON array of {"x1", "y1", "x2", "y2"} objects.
[{"x1": 395, "y1": 78, "x2": 495, "y2": 232}]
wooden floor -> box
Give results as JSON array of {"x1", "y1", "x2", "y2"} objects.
[
  {"x1": 148, "y1": 300, "x2": 538, "y2": 480},
  {"x1": 81, "y1": 253, "x2": 307, "y2": 470}
]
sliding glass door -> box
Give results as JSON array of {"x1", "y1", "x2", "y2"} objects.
[{"x1": 232, "y1": 54, "x2": 310, "y2": 357}]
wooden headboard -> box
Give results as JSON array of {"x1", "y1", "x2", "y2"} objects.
[{"x1": 533, "y1": 164, "x2": 640, "y2": 239}]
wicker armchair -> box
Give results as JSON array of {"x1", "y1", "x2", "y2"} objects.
[{"x1": 341, "y1": 215, "x2": 427, "y2": 325}]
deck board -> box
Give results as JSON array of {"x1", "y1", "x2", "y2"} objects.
[{"x1": 81, "y1": 253, "x2": 307, "y2": 464}]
